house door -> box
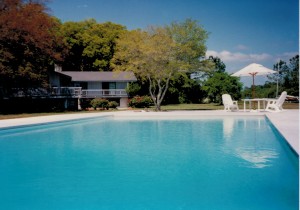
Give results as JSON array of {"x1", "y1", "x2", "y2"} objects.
[
  {"x1": 102, "y1": 82, "x2": 109, "y2": 90},
  {"x1": 102, "y1": 82, "x2": 116, "y2": 90},
  {"x1": 102, "y1": 82, "x2": 116, "y2": 95}
]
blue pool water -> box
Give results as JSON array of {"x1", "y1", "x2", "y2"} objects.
[{"x1": 0, "y1": 116, "x2": 298, "y2": 210}]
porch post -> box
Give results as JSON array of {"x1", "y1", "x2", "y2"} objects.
[
  {"x1": 120, "y1": 97, "x2": 128, "y2": 108},
  {"x1": 78, "y1": 97, "x2": 82, "y2": 110}
]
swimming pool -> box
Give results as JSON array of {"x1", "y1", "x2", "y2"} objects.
[{"x1": 0, "y1": 116, "x2": 298, "y2": 209}]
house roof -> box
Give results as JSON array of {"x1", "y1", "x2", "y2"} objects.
[{"x1": 58, "y1": 71, "x2": 137, "y2": 82}]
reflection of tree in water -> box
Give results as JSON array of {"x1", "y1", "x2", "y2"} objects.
[{"x1": 234, "y1": 148, "x2": 278, "y2": 168}]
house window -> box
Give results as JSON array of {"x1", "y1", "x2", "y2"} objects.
[
  {"x1": 103, "y1": 82, "x2": 116, "y2": 89},
  {"x1": 74, "y1": 82, "x2": 87, "y2": 89},
  {"x1": 74, "y1": 82, "x2": 81, "y2": 87},
  {"x1": 109, "y1": 82, "x2": 116, "y2": 89}
]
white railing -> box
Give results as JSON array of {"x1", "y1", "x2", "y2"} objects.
[
  {"x1": 51, "y1": 87, "x2": 127, "y2": 98},
  {"x1": 81, "y1": 89, "x2": 127, "y2": 98}
]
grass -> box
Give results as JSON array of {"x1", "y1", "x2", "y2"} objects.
[
  {"x1": 281, "y1": 102, "x2": 299, "y2": 109},
  {"x1": 159, "y1": 103, "x2": 224, "y2": 111},
  {"x1": 0, "y1": 103, "x2": 298, "y2": 120},
  {"x1": 155, "y1": 102, "x2": 299, "y2": 111}
]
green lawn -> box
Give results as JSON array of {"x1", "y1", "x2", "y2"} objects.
[
  {"x1": 159, "y1": 103, "x2": 224, "y2": 111},
  {"x1": 159, "y1": 102, "x2": 298, "y2": 111}
]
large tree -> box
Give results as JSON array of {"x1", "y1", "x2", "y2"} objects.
[
  {"x1": 192, "y1": 56, "x2": 225, "y2": 83},
  {"x1": 112, "y1": 27, "x2": 177, "y2": 111},
  {"x1": 59, "y1": 19, "x2": 126, "y2": 71},
  {"x1": 267, "y1": 59, "x2": 289, "y2": 97},
  {"x1": 283, "y1": 55, "x2": 299, "y2": 96},
  {"x1": 202, "y1": 72, "x2": 242, "y2": 103},
  {"x1": 112, "y1": 19, "x2": 210, "y2": 111},
  {"x1": 266, "y1": 55, "x2": 299, "y2": 97},
  {"x1": 0, "y1": 0, "x2": 62, "y2": 94},
  {"x1": 208, "y1": 56, "x2": 226, "y2": 73}
]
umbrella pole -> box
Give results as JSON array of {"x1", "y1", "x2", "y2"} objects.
[
  {"x1": 252, "y1": 75, "x2": 255, "y2": 99},
  {"x1": 252, "y1": 74, "x2": 256, "y2": 109}
]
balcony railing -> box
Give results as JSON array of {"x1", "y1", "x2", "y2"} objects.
[
  {"x1": 81, "y1": 89, "x2": 127, "y2": 98},
  {"x1": 51, "y1": 87, "x2": 128, "y2": 98},
  {"x1": 51, "y1": 87, "x2": 82, "y2": 97}
]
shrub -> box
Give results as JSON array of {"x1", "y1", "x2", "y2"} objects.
[
  {"x1": 90, "y1": 98, "x2": 109, "y2": 110},
  {"x1": 108, "y1": 101, "x2": 118, "y2": 109},
  {"x1": 80, "y1": 98, "x2": 92, "y2": 110},
  {"x1": 128, "y1": 95, "x2": 153, "y2": 108}
]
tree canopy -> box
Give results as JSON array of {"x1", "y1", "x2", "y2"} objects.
[
  {"x1": 112, "y1": 27, "x2": 177, "y2": 110},
  {"x1": 259, "y1": 54, "x2": 299, "y2": 97},
  {"x1": 166, "y1": 19, "x2": 209, "y2": 71},
  {"x1": 59, "y1": 19, "x2": 126, "y2": 71},
  {"x1": 202, "y1": 72, "x2": 242, "y2": 103},
  {"x1": 112, "y1": 19, "x2": 210, "y2": 111},
  {"x1": 281, "y1": 55, "x2": 299, "y2": 96},
  {"x1": 0, "y1": 0, "x2": 62, "y2": 91}
]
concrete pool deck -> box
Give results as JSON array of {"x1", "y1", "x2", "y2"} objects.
[{"x1": 0, "y1": 110, "x2": 298, "y2": 154}]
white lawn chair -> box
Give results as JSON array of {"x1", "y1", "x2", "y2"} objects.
[
  {"x1": 222, "y1": 94, "x2": 239, "y2": 112},
  {"x1": 265, "y1": 91, "x2": 287, "y2": 112}
]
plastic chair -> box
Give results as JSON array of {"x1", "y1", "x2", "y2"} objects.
[
  {"x1": 222, "y1": 94, "x2": 239, "y2": 112},
  {"x1": 265, "y1": 91, "x2": 287, "y2": 112}
]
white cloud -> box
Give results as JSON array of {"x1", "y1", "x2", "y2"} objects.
[
  {"x1": 206, "y1": 50, "x2": 272, "y2": 63},
  {"x1": 235, "y1": 44, "x2": 248, "y2": 50},
  {"x1": 274, "y1": 52, "x2": 298, "y2": 62}
]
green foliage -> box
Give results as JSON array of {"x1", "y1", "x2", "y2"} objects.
[
  {"x1": 202, "y1": 72, "x2": 242, "y2": 103},
  {"x1": 208, "y1": 56, "x2": 226, "y2": 73},
  {"x1": 60, "y1": 19, "x2": 126, "y2": 71},
  {"x1": 90, "y1": 98, "x2": 109, "y2": 110},
  {"x1": 112, "y1": 27, "x2": 178, "y2": 111},
  {"x1": 251, "y1": 54, "x2": 299, "y2": 98},
  {"x1": 108, "y1": 101, "x2": 118, "y2": 109},
  {"x1": 128, "y1": 96, "x2": 154, "y2": 108},
  {"x1": 164, "y1": 74, "x2": 204, "y2": 104},
  {"x1": 80, "y1": 98, "x2": 92, "y2": 110},
  {"x1": 125, "y1": 82, "x2": 143, "y2": 97},
  {"x1": 113, "y1": 19, "x2": 210, "y2": 111},
  {"x1": 192, "y1": 56, "x2": 225, "y2": 82},
  {"x1": 242, "y1": 84, "x2": 277, "y2": 99},
  {"x1": 87, "y1": 98, "x2": 118, "y2": 110},
  {"x1": 283, "y1": 55, "x2": 299, "y2": 96},
  {"x1": 166, "y1": 19, "x2": 209, "y2": 70}
]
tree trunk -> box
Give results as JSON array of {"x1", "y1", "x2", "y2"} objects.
[{"x1": 148, "y1": 73, "x2": 172, "y2": 111}]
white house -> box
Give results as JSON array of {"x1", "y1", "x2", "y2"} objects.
[{"x1": 49, "y1": 65, "x2": 137, "y2": 108}]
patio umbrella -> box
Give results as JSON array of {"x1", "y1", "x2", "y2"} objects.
[{"x1": 232, "y1": 63, "x2": 276, "y2": 98}]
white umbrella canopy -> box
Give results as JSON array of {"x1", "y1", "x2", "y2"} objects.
[
  {"x1": 232, "y1": 63, "x2": 276, "y2": 77},
  {"x1": 232, "y1": 63, "x2": 277, "y2": 98}
]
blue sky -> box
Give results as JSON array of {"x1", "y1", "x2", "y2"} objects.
[{"x1": 48, "y1": 0, "x2": 298, "y2": 86}]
